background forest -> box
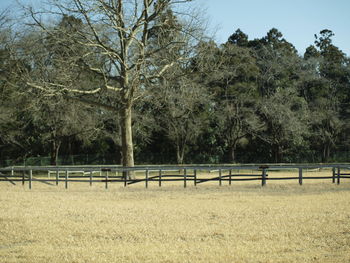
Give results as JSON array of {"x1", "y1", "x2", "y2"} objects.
[{"x1": 0, "y1": 1, "x2": 350, "y2": 166}]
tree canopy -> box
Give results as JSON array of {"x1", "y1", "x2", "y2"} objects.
[{"x1": 0, "y1": 2, "x2": 349, "y2": 166}]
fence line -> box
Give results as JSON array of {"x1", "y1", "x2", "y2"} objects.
[{"x1": 1, "y1": 164, "x2": 350, "y2": 190}]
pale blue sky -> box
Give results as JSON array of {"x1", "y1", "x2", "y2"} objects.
[
  {"x1": 202, "y1": 0, "x2": 350, "y2": 56},
  {"x1": 1, "y1": 0, "x2": 349, "y2": 56}
]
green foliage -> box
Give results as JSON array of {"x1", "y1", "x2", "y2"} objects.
[{"x1": 1, "y1": 3, "x2": 350, "y2": 165}]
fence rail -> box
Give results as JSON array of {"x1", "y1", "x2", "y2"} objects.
[{"x1": 1, "y1": 164, "x2": 350, "y2": 190}]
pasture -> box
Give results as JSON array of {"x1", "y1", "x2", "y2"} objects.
[{"x1": 0, "y1": 169, "x2": 350, "y2": 263}]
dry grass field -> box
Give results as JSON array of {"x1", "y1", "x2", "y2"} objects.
[{"x1": 1, "y1": 169, "x2": 350, "y2": 263}]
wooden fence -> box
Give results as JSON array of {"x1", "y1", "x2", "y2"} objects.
[{"x1": 0, "y1": 164, "x2": 350, "y2": 190}]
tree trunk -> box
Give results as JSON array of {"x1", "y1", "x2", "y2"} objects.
[
  {"x1": 273, "y1": 144, "x2": 282, "y2": 163},
  {"x1": 50, "y1": 140, "x2": 61, "y2": 166},
  {"x1": 68, "y1": 139, "x2": 74, "y2": 165},
  {"x1": 176, "y1": 144, "x2": 185, "y2": 164},
  {"x1": 119, "y1": 104, "x2": 135, "y2": 179},
  {"x1": 230, "y1": 143, "x2": 237, "y2": 163},
  {"x1": 322, "y1": 143, "x2": 331, "y2": 163}
]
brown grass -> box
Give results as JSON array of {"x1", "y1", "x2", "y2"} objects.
[{"x1": 1, "y1": 169, "x2": 350, "y2": 263}]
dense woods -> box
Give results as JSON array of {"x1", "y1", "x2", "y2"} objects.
[{"x1": 0, "y1": 1, "x2": 349, "y2": 166}]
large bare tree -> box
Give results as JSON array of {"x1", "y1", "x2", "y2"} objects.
[{"x1": 24, "y1": 0, "x2": 198, "y2": 170}]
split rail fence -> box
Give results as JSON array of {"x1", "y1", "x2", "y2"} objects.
[{"x1": 0, "y1": 164, "x2": 350, "y2": 190}]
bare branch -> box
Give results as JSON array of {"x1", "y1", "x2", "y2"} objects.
[{"x1": 27, "y1": 81, "x2": 102, "y2": 95}]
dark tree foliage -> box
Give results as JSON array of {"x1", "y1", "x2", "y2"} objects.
[
  {"x1": 228, "y1": 29, "x2": 249, "y2": 47},
  {"x1": 1, "y1": 2, "x2": 350, "y2": 166}
]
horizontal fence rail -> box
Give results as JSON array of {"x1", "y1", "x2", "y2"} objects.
[{"x1": 0, "y1": 164, "x2": 350, "y2": 190}]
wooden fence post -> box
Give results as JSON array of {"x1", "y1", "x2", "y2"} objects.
[
  {"x1": 332, "y1": 167, "x2": 336, "y2": 184},
  {"x1": 11, "y1": 167, "x2": 14, "y2": 176},
  {"x1": 262, "y1": 169, "x2": 267, "y2": 187},
  {"x1": 56, "y1": 170, "x2": 59, "y2": 186},
  {"x1": 219, "y1": 169, "x2": 222, "y2": 186},
  {"x1": 194, "y1": 169, "x2": 197, "y2": 186},
  {"x1": 184, "y1": 168, "x2": 187, "y2": 188},
  {"x1": 105, "y1": 171, "x2": 108, "y2": 190},
  {"x1": 299, "y1": 168, "x2": 303, "y2": 185},
  {"x1": 65, "y1": 170, "x2": 68, "y2": 189},
  {"x1": 124, "y1": 170, "x2": 127, "y2": 187},
  {"x1": 90, "y1": 171, "x2": 93, "y2": 186},
  {"x1": 229, "y1": 169, "x2": 232, "y2": 186},
  {"x1": 337, "y1": 167, "x2": 340, "y2": 185},
  {"x1": 145, "y1": 169, "x2": 149, "y2": 188},
  {"x1": 159, "y1": 169, "x2": 162, "y2": 187},
  {"x1": 22, "y1": 170, "x2": 25, "y2": 186},
  {"x1": 29, "y1": 170, "x2": 32, "y2": 190}
]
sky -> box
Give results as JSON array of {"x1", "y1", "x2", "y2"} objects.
[
  {"x1": 202, "y1": 0, "x2": 350, "y2": 56},
  {"x1": 1, "y1": 0, "x2": 349, "y2": 56}
]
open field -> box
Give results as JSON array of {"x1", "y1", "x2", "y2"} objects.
[{"x1": 1, "y1": 170, "x2": 350, "y2": 263}]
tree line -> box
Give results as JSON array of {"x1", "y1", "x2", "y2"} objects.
[{"x1": 0, "y1": 0, "x2": 349, "y2": 168}]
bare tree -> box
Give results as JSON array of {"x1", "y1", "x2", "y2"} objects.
[
  {"x1": 151, "y1": 76, "x2": 209, "y2": 164},
  {"x1": 0, "y1": 9, "x2": 26, "y2": 161},
  {"x1": 259, "y1": 88, "x2": 310, "y2": 162},
  {"x1": 24, "y1": 0, "x2": 198, "y2": 172}
]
